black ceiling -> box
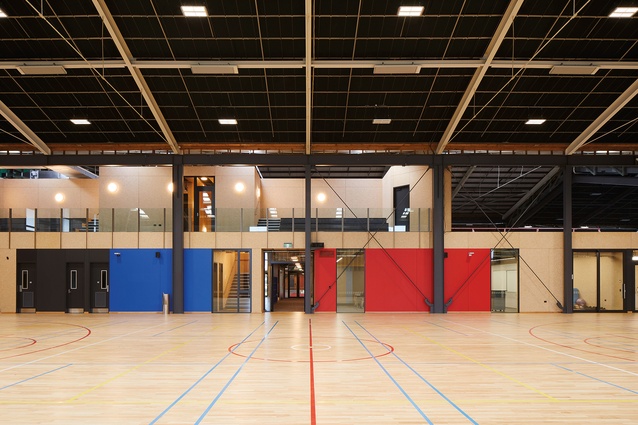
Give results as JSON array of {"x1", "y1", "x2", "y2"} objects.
[{"x1": 1, "y1": 0, "x2": 638, "y2": 229}]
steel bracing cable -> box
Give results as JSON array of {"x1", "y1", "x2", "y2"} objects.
[{"x1": 312, "y1": 167, "x2": 431, "y2": 308}]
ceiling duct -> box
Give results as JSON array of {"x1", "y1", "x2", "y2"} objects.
[
  {"x1": 373, "y1": 64, "x2": 421, "y2": 74},
  {"x1": 549, "y1": 65, "x2": 600, "y2": 75},
  {"x1": 17, "y1": 66, "x2": 67, "y2": 75}
]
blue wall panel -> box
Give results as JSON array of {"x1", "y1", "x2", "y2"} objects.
[
  {"x1": 110, "y1": 249, "x2": 172, "y2": 312},
  {"x1": 184, "y1": 249, "x2": 212, "y2": 312}
]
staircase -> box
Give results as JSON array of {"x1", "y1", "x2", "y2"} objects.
[
  {"x1": 257, "y1": 218, "x2": 281, "y2": 231},
  {"x1": 224, "y1": 273, "x2": 251, "y2": 312}
]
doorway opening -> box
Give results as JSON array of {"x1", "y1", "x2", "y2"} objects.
[
  {"x1": 184, "y1": 176, "x2": 215, "y2": 232},
  {"x1": 574, "y1": 250, "x2": 629, "y2": 312},
  {"x1": 212, "y1": 250, "x2": 251, "y2": 313},
  {"x1": 491, "y1": 249, "x2": 519, "y2": 312},
  {"x1": 264, "y1": 250, "x2": 305, "y2": 312}
]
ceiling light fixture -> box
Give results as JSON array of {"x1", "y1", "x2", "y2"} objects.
[
  {"x1": 219, "y1": 119, "x2": 238, "y2": 125},
  {"x1": 0, "y1": 9, "x2": 7, "y2": 18},
  {"x1": 181, "y1": 5, "x2": 208, "y2": 17},
  {"x1": 525, "y1": 119, "x2": 546, "y2": 125},
  {"x1": 609, "y1": 7, "x2": 638, "y2": 18},
  {"x1": 71, "y1": 119, "x2": 91, "y2": 125},
  {"x1": 372, "y1": 118, "x2": 392, "y2": 125},
  {"x1": 398, "y1": 6, "x2": 424, "y2": 16}
]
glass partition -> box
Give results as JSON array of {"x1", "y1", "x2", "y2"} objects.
[
  {"x1": 336, "y1": 249, "x2": 365, "y2": 312},
  {"x1": 62, "y1": 208, "x2": 87, "y2": 232},
  {"x1": 139, "y1": 208, "x2": 165, "y2": 232},
  {"x1": 573, "y1": 252, "x2": 598, "y2": 311},
  {"x1": 599, "y1": 252, "x2": 623, "y2": 311},
  {"x1": 491, "y1": 249, "x2": 519, "y2": 312},
  {"x1": 0, "y1": 208, "x2": 10, "y2": 231},
  {"x1": 10, "y1": 208, "x2": 33, "y2": 232},
  {"x1": 213, "y1": 250, "x2": 251, "y2": 313}
]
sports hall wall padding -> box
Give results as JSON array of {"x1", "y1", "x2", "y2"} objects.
[
  {"x1": 313, "y1": 248, "x2": 337, "y2": 312},
  {"x1": 443, "y1": 248, "x2": 491, "y2": 312}
]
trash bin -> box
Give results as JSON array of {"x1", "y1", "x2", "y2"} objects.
[{"x1": 162, "y1": 293, "x2": 169, "y2": 315}]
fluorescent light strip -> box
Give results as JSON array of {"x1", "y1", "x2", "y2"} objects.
[
  {"x1": 609, "y1": 7, "x2": 638, "y2": 18},
  {"x1": 219, "y1": 119, "x2": 237, "y2": 125},
  {"x1": 372, "y1": 118, "x2": 391, "y2": 125},
  {"x1": 71, "y1": 119, "x2": 91, "y2": 125},
  {"x1": 525, "y1": 119, "x2": 546, "y2": 125},
  {"x1": 181, "y1": 5, "x2": 208, "y2": 17},
  {"x1": 398, "y1": 6, "x2": 424, "y2": 16}
]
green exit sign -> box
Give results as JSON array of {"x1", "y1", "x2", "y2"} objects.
[{"x1": 283, "y1": 242, "x2": 293, "y2": 248}]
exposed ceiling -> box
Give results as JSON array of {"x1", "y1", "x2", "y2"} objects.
[{"x1": 1, "y1": 0, "x2": 637, "y2": 229}]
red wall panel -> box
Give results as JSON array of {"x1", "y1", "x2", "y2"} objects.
[
  {"x1": 313, "y1": 249, "x2": 337, "y2": 312},
  {"x1": 444, "y1": 249, "x2": 491, "y2": 312},
  {"x1": 365, "y1": 249, "x2": 433, "y2": 312}
]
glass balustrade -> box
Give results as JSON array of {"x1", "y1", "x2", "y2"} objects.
[{"x1": 0, "y1": 207, "x2": 431, "y2": 232}]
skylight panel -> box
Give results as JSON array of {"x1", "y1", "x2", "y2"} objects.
[
  {"x1": 398, "y1": 6, "x2": 424, "y2": 17},
  {"x1": 181, "y1": 5, "x2": 208, "y2": 17},
  {"x1": 609, "y1": 7, "x2": 638, "y2": 18}
]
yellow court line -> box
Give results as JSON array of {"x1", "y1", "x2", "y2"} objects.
[
  {"x1": 66, "y1": 339, "x2": 192, "y2": 402},
  {"x1": 402, "y1": 326, "x2": 558, "y2": 401}
]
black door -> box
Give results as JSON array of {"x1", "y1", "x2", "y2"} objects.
[
  {"x1": 17, "y1": 263, "x2": 36, "y2": 313},
  {"x1": 90, "y1": 263, "x2": 109, "y2": 312},
  {"x1": 393, "y1": 185, "x2": 410, "y2": 231},
  {"x1": 66, "y1": 263, "x2": 85, "y2": 313}
]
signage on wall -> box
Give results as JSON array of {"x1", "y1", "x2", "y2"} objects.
[{"x1": 283, "y1": 242, "x2": 293, "y2": 248}]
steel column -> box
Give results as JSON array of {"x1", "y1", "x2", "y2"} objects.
[
  {"x1": 304, "y1": 164, "x2": 313, "y2": 314},
  {"x1": 563, "y1": 166, "x2": 573, "y2": 313},
  {"x1": 172, "y1": 157, "x2": 184, "y2": 314},
  {"x1": 432, "y1": 161, "x2": 446, "y2": 313}
]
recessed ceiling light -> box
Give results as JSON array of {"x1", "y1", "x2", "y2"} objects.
[
  {"x1": 71, "y1": 119, "x2": 91, "y2": 125},
  {"x1": 219, "y1": 119, "x2": 237, "y2": 125},
  {"x1": 525, "y1": 119, "x2": 546, "y2": 125},
  {"x1": 181, "y1": 5, "x2": 208, "y2": 17},
  {"x1": 0, "y1": 9, "x2": 8, "y2": 18},
  {"x1": 609, "y1": 7, "x2": 638, "y2": 18},
  {"x1": 372, "y1": 118, "x2": 392, "y2": 125},
  {"x1": 398, "y1": 6, "x2": 424, "y2": 16}
]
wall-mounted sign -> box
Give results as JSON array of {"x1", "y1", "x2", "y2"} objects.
[{"x1": 283, "y1": 242, "x2": 293, "y2": 248}]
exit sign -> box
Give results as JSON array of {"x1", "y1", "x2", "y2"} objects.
[{"x1": 283, "y1": 242, "x2": 293, "y2": 248}]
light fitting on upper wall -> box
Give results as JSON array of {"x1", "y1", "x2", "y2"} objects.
[
  {"x1": 234, "y1": 182, "x2": 245, "y2": 193},
  {"x1": 398, "y1": 6, "x2": 424, "y2": 16},
  {"x1": 256, "y1": 187, "x2": 261, "y2": 198},
  {"x1": 317, "y1": 193, "x2": 326, "y2": 202},
  {"x1": 525, "y1": 119, "x2": 546, "y2": 125},
  {"x1": 107, "y1": 182, "x2": 118, "y2": 193},
  {"x1": 181, "y1": 5, "x2": 207, "y2": 17},
  {"x1": 54, "y1": 193, "x2": 64, "y2": 203},
  {"x1": 0, "y1": 9, "x2": 7, "y2": 18},
  {"x1": 71, "y1": 119, "x2": 91, "y2": 125},
  {"x1": 219, "y1": 119, "x2": 238, "y2": 125},
  {"x1": 609, "y1": 7, "x2": 638, "y2": 18},
  {"x1": 167, "y1": 182, "x2": 174, "y2": 193}
]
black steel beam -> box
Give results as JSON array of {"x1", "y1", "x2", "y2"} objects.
[
  {"x1": 1, "y1": 153, "x2": 636, "y2": 168},
  {"x1": 573, "y1": 174, "x2": 638, "y2": 187}
]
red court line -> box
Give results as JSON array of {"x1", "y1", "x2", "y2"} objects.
[
  {"x1": 309, "y1": 319, "x2": 316, "y2": 425},
  {"x1": 0, "y1": 324, "x2": 91, "y2": 360},
  {"x1": 528, "y1": 324, "x2": 634, "y2": 362}
]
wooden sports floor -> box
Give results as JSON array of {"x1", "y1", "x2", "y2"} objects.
[{"x1": 1, "y1": 312, "x2": 637, "y2": 424}]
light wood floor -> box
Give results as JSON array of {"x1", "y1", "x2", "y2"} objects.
[{"x1": 1, "y1": 312, "x2": 637, "y2": 424}]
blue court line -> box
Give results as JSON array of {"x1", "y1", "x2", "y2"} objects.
[
  {"x1": 342, "y1": 321, "x2": 434, "y2": 425},
  {"x1": 553, "y1": 364, "x2": 638, "y2": 395},
  {"x1": 0, "y1": 364, "x2": 72, "y2": 391},
  {"x1": 355, "y1": 321, "x2": 479, "y2": 425},
  {"x1": 194, "y1": 321, "x2": 279, "y2": 425},
  {"x1": 148, "y1": 321, "x2": 267, "y2": 425},
  {"x1": 152, "y1": 320, "x2": 198, "y2": 337}
]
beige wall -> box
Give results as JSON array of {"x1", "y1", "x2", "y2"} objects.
[
  {"x1": 0, "y1": 178, "x2": 99, "y2": 209},
  {"x1": 99, "y1": 166, "x2": 172, "y2": 208},
  {"x1": 0, "y1": 249, "x2": 16, "y2": 313}
]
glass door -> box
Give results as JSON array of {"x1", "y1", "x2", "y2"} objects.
[
  {"x1": 336, "y1": 249, "x2": 365, "y2": 312},
  {"x1": 212, "y1": 250, "x2": 251, "y2": 313},
  {"x1": 573, "y1": 251, "x2": 625, "y2": 312}
]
